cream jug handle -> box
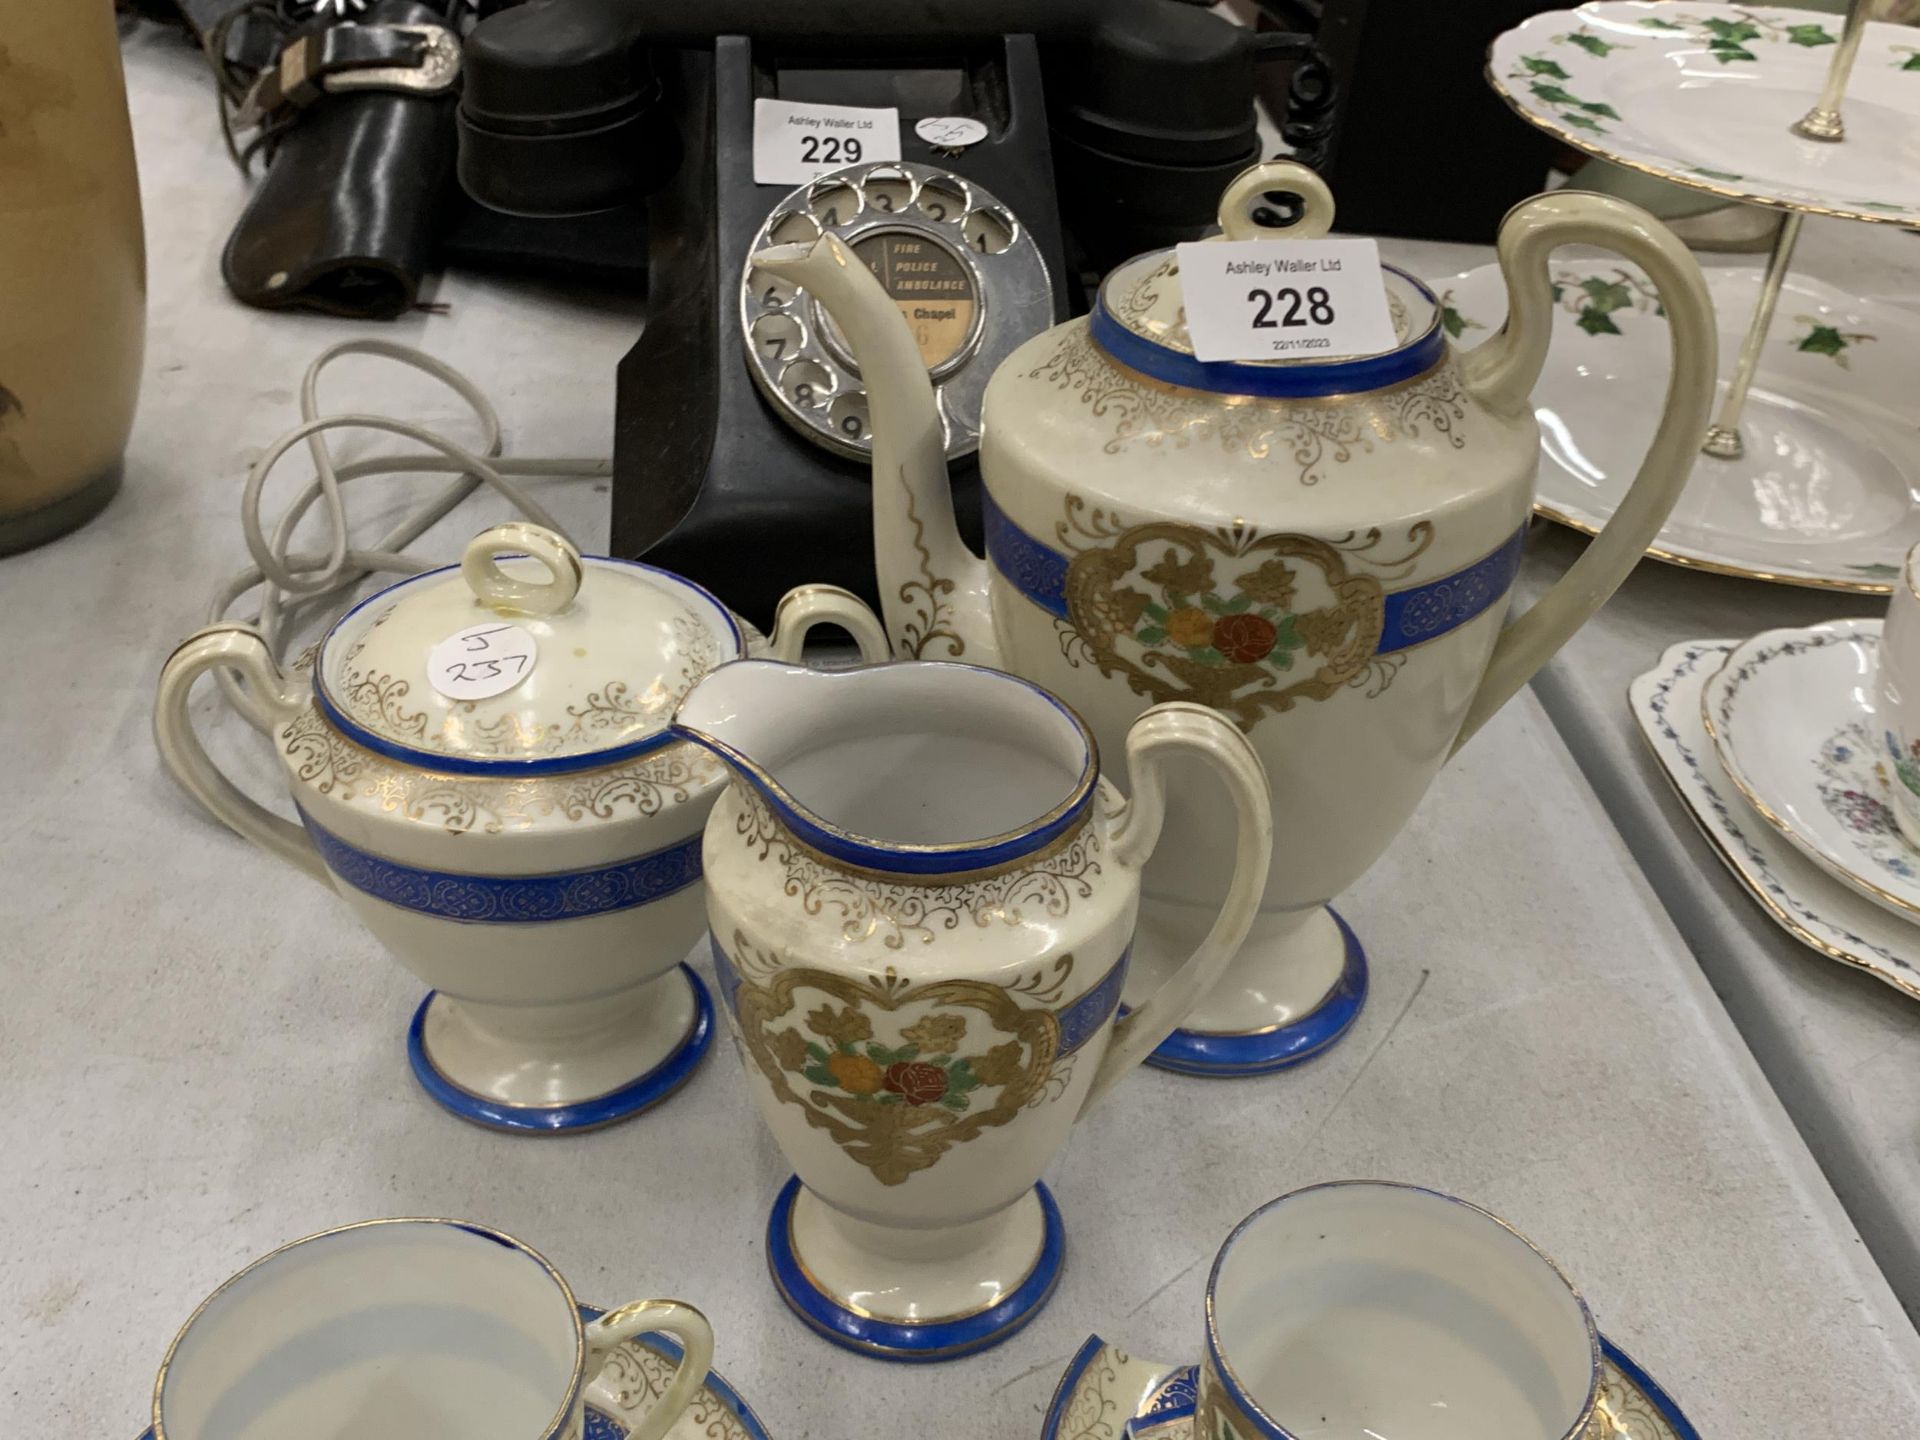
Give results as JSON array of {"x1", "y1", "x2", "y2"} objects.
[
  {"x1": 153, "y1": 625, "x2": 326, "y2": 882},
  {"x1": 1451, "y1": 192, "x2": 1715, "y2": 750},
  {"x1": 1083, "y1": 703, "x2": 1274, "y2": 1108},
  {"x1": 763, "y1": 584, "x2": 892, "y2": 663},
  {"x1": 582, "y1": 1299, "x2": 715, "y2": 1440}
]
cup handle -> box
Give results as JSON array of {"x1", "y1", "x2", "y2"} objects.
[
  {"x1": 582, "y1": 1298, "x2": 715, "y2": 1440},
  {"x1": 153, "y1": 625, "x2": 327, "y2": 882},
  {"x1": 1450, "y1": 191, "x2": 1715, "y2": 751},
  {"x1": 763, "y1": 583, "x2": 893, "y2": 662},
  {"x1": 1081, "y1": 703, "x2": 1274, "y2": 1108}
]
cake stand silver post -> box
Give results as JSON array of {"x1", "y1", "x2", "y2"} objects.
[
  {"x1": 1792, "y1": 0, "x2": 1877, "y2": 142},
  {"x1": 1699, "y1": 209, "x2": 1804, "y2": 461}
]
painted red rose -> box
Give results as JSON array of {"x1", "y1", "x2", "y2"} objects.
[
  {"x1": 1212, "y1": 612, "x2": 1278, "y2": 663},
  {"x1": 883, "y1": 1060, "x2": 949, "y2": 1106}
]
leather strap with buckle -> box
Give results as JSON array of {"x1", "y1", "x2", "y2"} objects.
[{"x1": 234, "y1": 21, "x2": 460, "y2": 129}]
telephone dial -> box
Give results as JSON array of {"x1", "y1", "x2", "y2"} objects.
[
  {"x1": 742, "y1": 161, "x2": 1053, "y2": 463},
  {"x1": 457, "y1": 0, "x2": 1323, "y2": 622}
]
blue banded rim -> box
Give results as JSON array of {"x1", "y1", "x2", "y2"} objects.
[
  {"x1": 150, "y1": 1218, "x2": 588, "y2": 1440},
  {"x1": 406, "y1": 966, "x2": 713, "y2": 1133},
  {"x1": 1091, "y1": 262, "x2": 1447, "y2": 400},
  {"x1": 575, "y1": 1305, "x2": 775, "y2": 1440},
  {"x1": 1203, "y1": 1181, "x2": 1602, "y2": 1440},
  {"x1": 1146, "y1": 908, "x2": 1367, "y2": 1077},
  {"x1": 1037, "y1": 1335, "x2": 1696, "y2": 1440},
  {"x1": 673, "y1": 660, "x2": 1100, "y2": 879},
  {"x1": 766, "y1": 1177, "x2": 1065, "y2": 1362},
  {"x1": 312, "y1": 556, "x2": 745, "y2": 779}
]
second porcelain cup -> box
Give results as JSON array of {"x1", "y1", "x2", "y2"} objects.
[
  {"x1": 1201, "y1": 1182, "x2": 1603, "y2": 1440},
  {"x1": 673, "y1": 659, "x2": 1273, "y2": 1361},
  {"x1": 150, "y1": 1218, "x2": 712, "y2": 1440},
  {"x1": 1876, "y1": 544, "x2": 1920, "y2": 847}
]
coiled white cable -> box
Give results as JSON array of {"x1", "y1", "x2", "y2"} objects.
[{"x1": 208, "y1": 338, "x2": 612, "y2": 723}]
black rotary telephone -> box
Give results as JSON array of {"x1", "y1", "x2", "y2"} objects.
[{"x1": 458, "y1": 0, "x2": 1322, "y2": 623}]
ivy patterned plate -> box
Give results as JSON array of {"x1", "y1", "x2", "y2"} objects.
[
  {"x1": 1490, "y1": 2, "x2": 1920, "y2": 226},
  {"x1": 1438, "y1": 258, "x2": 1920, "y2": 592},
  {"x1": 1040, "y1": 1335, "x2": 1700, "y2": 1440},
  {"x1": 131, "y1": 1313, "x2": 773, "y2": 1440},
  {"x1": 1631, "y1": 634, "x2": 1920, "y2": 1001},
  {"x1": 1701, "y1": 619, "x2": 1920, "y2": 923}
]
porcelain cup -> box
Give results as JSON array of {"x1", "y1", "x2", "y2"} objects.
[
  {"x1": 1875, "y1": 545, "x2": 1920, "y2": 848},
  {"x1": 1201, "y1": 1182, "x2": 1603, "y2": 1440},
  {"x1": 151, "y1": 1218, "x2": 713, "y2": 1440}
]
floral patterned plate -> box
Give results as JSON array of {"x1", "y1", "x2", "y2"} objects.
[
  {"x1": 132, "y1": 1312, "x2": 773, "y2": 1440},
  {"x1": 1702, "y1": 619, "x2": 1920, "y2": 923},
  {"x1": 1490, "y1": 2, "x2": 1920, "y2": 226},
  {"x1": 1438, "y1": 258, "x2": 1920, "y2": 592},
  {"x1": 1631, "y1": 635, "x2": 1920, "y2": 1001},
  {"x1": 1040, "y1": 1335, "x2": 1699, "y2": 1440}
]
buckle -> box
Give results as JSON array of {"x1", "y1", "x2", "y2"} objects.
[{"x1": 233, "y1": 21, "x2": 460, "y2": 130}]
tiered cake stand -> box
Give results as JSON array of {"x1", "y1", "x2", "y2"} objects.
[{"x1": 1484, "y1": 0, "x2": 1920, "y2": 591}]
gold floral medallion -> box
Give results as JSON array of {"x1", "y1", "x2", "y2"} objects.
[{"x1": 727, "y1": 937, "x2": 1064, "y2": 1186}]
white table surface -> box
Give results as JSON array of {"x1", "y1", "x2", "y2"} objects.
[
  {"x1": 1380, "y1": 215, "x2": 1920, "y2": 1323},
  {"x1": 7, "y1": 27, "x2": 1920, "y2": 1437}
]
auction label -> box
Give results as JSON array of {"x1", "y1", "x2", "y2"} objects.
[
  {"x1": 428, "y1": 623, "x2": 538, "y2": 702},
  {"x1": 1175, "y1": 239, "x2": 1398, "y2": 364},
  {"x1": 753, "y1": 99, "x2": 901, "y2": 186}
]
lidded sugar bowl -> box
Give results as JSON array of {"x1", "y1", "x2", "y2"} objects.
[{"x1": 155, "y1": 522, "x2": 886, "y2": 1131}]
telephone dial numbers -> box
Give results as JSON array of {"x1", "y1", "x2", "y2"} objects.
[{"x1": 740, "y1": 160, "x2": 1053, "y2": 461}]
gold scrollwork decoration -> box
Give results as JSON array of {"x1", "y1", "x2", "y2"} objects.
[
  {"x1": 1060, "y1": 519, "x2": 1385, "y2": 730},
  {"x1": 895, "y1": 474, "x2": 966, "y2": 659},
  {"x1": 729, "y1": 941, "x2": 1062, "y2": 1185}
]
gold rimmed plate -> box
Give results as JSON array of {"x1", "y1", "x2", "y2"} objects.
[
  {"x1": 1489, "y1": 3, "x2": 1920, "y2": 227},
  {"x1": 1702, "y1": 619, "x2": 1920, "y2": 926}
]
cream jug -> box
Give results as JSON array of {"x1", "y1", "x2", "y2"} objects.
[
  {"x1": 747, "y1": 159, "x2": 1715, "y2": 1073},
  {"x1": 671, "y1": 659, "x2": 1272, "y2": 1358}
]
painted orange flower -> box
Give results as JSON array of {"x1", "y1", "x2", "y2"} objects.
[
  {"x1": 1165, "y1": 606, "x2": 1215, "y2": 647},
  {"x1": 827, "y1": 1052, "x2": 885, "y2": 1094}
]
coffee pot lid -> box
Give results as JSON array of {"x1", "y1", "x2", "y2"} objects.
[
  {"x1": 313, "y1": 523, "x2": 744, "y2": 776},
  {"x1": 1091, "y1": 161, "x2": 1447, "y2": 400}
]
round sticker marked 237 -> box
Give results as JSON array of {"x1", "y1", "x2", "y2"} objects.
[{"x1": 428, "y1": 623, "x2": 538, "y2": 701}]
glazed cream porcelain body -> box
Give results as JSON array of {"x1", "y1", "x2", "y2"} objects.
[
  {"x1": 674, "y1": 659, "x2": 1271, "y2": 1358},
  {"x1": 751, "y1": 159, "x2": 1715, "y2": 1073},
  {"x1": 154, "y1": 522, "x2": 886, "y2": 1130}
]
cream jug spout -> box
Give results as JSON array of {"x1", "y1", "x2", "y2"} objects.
[{"x1": 748, "y1": 236, "x2": 998, "y2": 665}]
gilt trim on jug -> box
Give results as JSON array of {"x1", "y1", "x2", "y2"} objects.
[
  {"x1": 1025, "y1": 323, "x2": 1467, "y2": 470},
  {"x1": 713, "y1": 932, "x2": 1126, "y2": 1185},
  {"x1": 729, "y1": 782, "x2": 1104, "y2": 939},
  {"x1": 299, "y1": 808, "x2": 704, "y2": 922}
]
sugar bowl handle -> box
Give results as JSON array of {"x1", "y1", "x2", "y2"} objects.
[
  {"x1": 1452, "y1": 192, "x2": 1715, "y2": 749},
  {"x1": 582, "y1": 1299, "x2": 715, "y2": 1440},
  {"x1": 461, "y1": 522, "x2": 585, "y2": 617},
  {"x1": 153, "y1": 625, "x2": 325, "y2": 881},
  {"x1": 763, "y1": 584, "x2": 892, "y2": 662},
  {"x1": 1083, "y1": 703, "x2": 1274, "y2": 1107}
]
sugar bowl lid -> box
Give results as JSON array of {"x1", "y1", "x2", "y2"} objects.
[
  {"x1": 1089, "y1": 160, "x2": 1446, "y2": 400},
  {"x1": 313, "y1": 523, "x2": 744, "y2": 776}
]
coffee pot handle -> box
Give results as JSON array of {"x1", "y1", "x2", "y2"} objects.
[
  {"x1": 582, "y1": 1298, "x2": 715, "y2": 1440},
  {"x1": 763, "y1": 584, "x2": 892, "y2": 663},
  {"x1": 1451, "y1": 192, "x2": 1716, "y2": 750},
  {"x1": 1083, "y1": 703, "x2": 1273, "y2": 1108},
  {"x1": 153, "y1": 625, "x2": 327, "y2": 882}
]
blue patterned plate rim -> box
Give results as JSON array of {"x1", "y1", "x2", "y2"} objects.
[{"x1": 133, "y1": 1303, "x2": 771, "y2": 1440}]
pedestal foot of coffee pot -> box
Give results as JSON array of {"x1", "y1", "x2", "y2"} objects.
[
  {"x1": 406, "y1": 963, "x2": 713, "y2": 1133},
  {"x1": 1146, "y1": 907, "x2": 1368, "y2": 1076},
  {"x1": 765, "y1": 1177, "x2": 1064, "y2": 1362}
]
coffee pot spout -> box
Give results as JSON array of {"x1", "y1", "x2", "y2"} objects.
[{"x1": 749, "y1": 236, "x2": 997, "y2": 664}]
